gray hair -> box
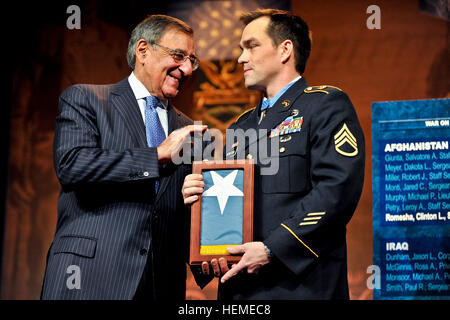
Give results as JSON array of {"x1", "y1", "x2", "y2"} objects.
[{"x1": 126, "y1": 14, "x2": 194, "y2": 70}]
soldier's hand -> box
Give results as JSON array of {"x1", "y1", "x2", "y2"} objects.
[
  {"x1": 221, "y1": 242, "x2": 270, "y2": 283},
  {"x1": 182, "y1": 174, "x2": 204, "y2": 205},
  {"x1": 201, "y1": 258, "x2": 229, "y2": 277}
]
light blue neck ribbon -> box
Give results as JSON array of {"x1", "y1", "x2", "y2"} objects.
[{"x1": 260, "y1": 77, "x2": 300, "y2": 113}]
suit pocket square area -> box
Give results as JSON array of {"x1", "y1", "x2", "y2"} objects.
[{"x1": 53, "y1": 235, "x2": 97, "y2": 258}]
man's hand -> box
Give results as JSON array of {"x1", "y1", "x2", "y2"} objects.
[
  {"x1": 201, "y1": 258, "x2": 229, "y2": 277},
  {"x1": 182, "y1": 173, "x2": 204, "y2": 205},
  {"x1": 220, "y1": 242, "x2": 270, "y2": 283},
  {"x1": 157, "y1": 124, "x2": 207, "y2": 163}
]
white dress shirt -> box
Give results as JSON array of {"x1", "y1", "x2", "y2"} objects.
[{"x1": 127, "y1": 72, "x2": 169, "y2": 137}]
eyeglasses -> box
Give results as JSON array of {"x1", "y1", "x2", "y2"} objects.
[{"x1": 151, "y1": 42, "x2": 200, "y2": 71}]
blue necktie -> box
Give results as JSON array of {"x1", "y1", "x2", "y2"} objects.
[
  {"x1": 145, "y1": 96, "x2": 166, "y2": 192},
  {"x1": 145, "y1": 96, "x2": 166, "y2": 147}
]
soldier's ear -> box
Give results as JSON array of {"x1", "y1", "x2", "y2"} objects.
[{"x1": 279, "y1": 39, "x2": 294, "y2": 64}]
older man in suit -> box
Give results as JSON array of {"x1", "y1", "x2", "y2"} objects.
[{"x1": 41, "y1": 14, "x2": 206, "y2": 300}]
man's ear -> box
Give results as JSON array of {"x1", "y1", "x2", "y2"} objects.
[
  {"x1": 135, "y1": 39, "x2": 150, "y2": 65},
  {"x1": 279, "y1": 39, "x2": 294, "y2": 64}
]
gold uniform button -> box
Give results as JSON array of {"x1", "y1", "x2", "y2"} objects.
[
  {"x1": 280, "y1": 147, "x2": 286, "y2": 153},
  {"x1": 281, "y1": 100, "x2": 290, "y2": 107},
  {"x1": 246, "y1": 154, "x2": 253, "y2": 159}
]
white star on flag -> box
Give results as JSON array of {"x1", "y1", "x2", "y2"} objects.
[{"x1": 203, "y1": 170, "x2": 243, "y2": 215}]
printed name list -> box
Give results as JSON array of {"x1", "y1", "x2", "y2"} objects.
[
  {"x1": 381, "y1": 139, "x2": 450, "y2": 225},
  {"x1": 381, "y1": 238, "x2": 450, "y2": 297}
]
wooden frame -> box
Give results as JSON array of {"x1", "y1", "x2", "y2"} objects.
[{"x1": 189, "y1": 160, "x2": 254, "y2": 265}]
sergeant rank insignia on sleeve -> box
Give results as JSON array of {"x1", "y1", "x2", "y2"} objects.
[{"x1": 334, "y1": 123, "x2": 358, "y2": 157}]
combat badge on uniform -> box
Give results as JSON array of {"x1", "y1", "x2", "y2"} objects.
[
  {"x1": 334, "y1": 123, "x2": 358, "y2": 157},
  {"x1": 270, "y1": 116, "x2": 303, "y2": 138}
]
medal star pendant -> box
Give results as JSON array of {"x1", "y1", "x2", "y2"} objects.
[{"x1": 258, "y1": 109, "x2": 267, "y2": 125}]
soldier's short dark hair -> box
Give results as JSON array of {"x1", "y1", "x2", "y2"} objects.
[{"x1": 240, "y1": 9, "x2": 311, "y2": 74}]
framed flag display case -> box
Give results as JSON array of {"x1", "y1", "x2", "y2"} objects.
[{"x1": 189, "y1": 160, "x2": 254, "y2": 265}]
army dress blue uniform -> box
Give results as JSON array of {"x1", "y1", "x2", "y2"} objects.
[{"x1": 219, "y1": 77, "x2": 365, "y2": 299}]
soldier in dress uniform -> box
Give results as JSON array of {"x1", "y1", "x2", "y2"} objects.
[{"x1": 183, "y1": 9, "x2": 365, "y2": 299}]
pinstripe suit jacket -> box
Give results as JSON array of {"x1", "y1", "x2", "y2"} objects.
[{"x1": 41, "y1": 78, "x2": 192, "y2": 300}]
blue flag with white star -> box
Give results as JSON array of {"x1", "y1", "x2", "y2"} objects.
[{"x1": 200, "y1": 169, "x2": 244, "y2": 255}]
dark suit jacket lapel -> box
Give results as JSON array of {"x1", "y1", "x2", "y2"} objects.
[
  {"x1": 155, "y1": 103, "x2": 184, "y2": 203},
  {"x1": 167, "y1": 103, "x2": 184, "y2": 133},
  {"x1": 110, "y1": 78, "x2": 185, "y2": 204},
  {"x1": 110, "y1": 78, "x2": 148, "y2": 148}
]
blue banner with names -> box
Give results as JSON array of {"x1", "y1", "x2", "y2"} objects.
[{"x1": 372, "y1": 98, "x2": 450, "y2": 299}]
